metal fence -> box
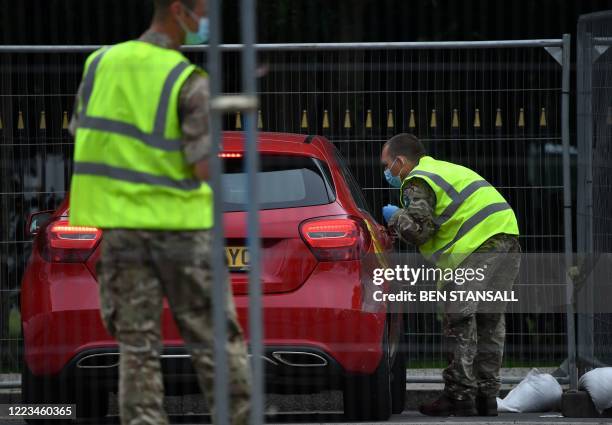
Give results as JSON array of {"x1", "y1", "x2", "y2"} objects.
[
  {"x1": 0, "y1": 40, "x2": 573, "y2": 383},
  {"x1": 577, "y1": 12, "x2": 612, "y2": 376}
]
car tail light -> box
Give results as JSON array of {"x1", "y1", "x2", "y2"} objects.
[
  {"x1": 218, "y1": 152, "x2": 243, "y2": 158},
  {"x1": 40, "y1": 219, "x2": 102, "y2": 263},
  {"x1": 299, "y1": 216, "x2": 371, "y2": 261}
]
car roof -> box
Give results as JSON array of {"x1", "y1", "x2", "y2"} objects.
[{"x1": 222, "y1": 131, "x2": 330, "y2": 160}]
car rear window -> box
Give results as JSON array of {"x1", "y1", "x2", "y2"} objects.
[{"x1": 222, "y1": 155, "x2": 335, "y2": 212}]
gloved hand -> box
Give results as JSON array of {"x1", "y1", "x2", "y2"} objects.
[{"x1": 382, "y1": 204, "x2": 400, "y2": 223}]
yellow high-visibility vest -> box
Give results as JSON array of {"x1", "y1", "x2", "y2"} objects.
[
  {"x1": 70, "y1": 40, "x2": 213, "y2": 230},
  {"x1": 400, "y1": 156, "x2": 519, "y2": 268}
]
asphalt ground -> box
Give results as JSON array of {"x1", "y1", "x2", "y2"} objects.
[
  {"x1": 1, "y1": 411, "x2": 611, "y2": 425},
  {"x1": 1, "y1": 393, "x2": 609, "y2": 425},
  {"x1": 2, "y1": 369, "x2": 605, "y2": 424}
]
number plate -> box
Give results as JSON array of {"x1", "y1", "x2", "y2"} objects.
[{"x1": 226, "y1": 247, "x2": 249, "y2": 271}]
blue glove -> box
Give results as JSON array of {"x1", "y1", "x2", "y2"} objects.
[{"x1": 382, "y1": 204, "x2": 400, "y2": 223}]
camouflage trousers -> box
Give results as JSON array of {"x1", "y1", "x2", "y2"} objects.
[
  {"x1": 96, "y1": 229, "x2": 251, "y2": 425},
  {"x1": 441, "y1": 233, "x2": 521, "y2": 401}
]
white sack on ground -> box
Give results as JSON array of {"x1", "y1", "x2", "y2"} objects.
[
  {"x1": 496, "y1": 368, "x2": 562, "y2": 413},
  {"x1": 578, "y1": 367, "x2": 612, "y2": 413}
]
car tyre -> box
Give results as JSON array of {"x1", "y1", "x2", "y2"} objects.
[
  {"x1": 342, "y1": 326, "x2": 392, "y2": 421},
  {"x1": 390, "y1": 347, "x2": 406, "y2": 414}
]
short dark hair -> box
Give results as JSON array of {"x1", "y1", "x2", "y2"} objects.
[
  {"x1": 384, "y1": 133, "x2": 426, "y2": 161},
  {"x1": 153, "y1": 0, "x2": 196, "y2": 12}
]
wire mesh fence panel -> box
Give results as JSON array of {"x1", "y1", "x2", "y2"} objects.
[
  {"x1": 0, "y1": 42, "x2": 570, "y2": 383},
  {"x1": 0, "y1": 51, "x2": 83, "y2": 376},
  {"x1": 577, "y1": 12, "x2": 612, "y2": 372},
  {"x1": 240, "y1": 44, "x2": 569, "y2": 370}
]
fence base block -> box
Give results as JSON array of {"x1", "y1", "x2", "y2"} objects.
[{"x1": 562, "y1": 390, "x2": 612, "y2": 418}]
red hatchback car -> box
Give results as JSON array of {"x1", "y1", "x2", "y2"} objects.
[{"x1": 20, "y1": 132, "x2": 406, "y2": 421}]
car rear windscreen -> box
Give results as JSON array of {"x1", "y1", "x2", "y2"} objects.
[{"x1": 222, "y1": 155, "x2": 335, "y2": 212}]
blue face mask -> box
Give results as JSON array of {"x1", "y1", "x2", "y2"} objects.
[
  {"x1": 178, "y1": 6, "x2": 209, "y2": 45},
  {"x1": 384, "y1": 158, "x2": 402, "y2": 187}
]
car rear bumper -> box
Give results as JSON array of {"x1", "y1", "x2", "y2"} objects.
[
  {"x1": 46, "y1": 345, "x2": 348, "y2": 395},
  {"x1": 23, "y1": 259, "x2": 387, "y2": 378}
]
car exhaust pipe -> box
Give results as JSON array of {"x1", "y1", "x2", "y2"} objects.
[
  {"x1": 271, "y1": 351, "x2": 328, "y2": 367},
  {"x1": 76, "y1": 353, "x2": 120, "y2": 369},
  {"x1": 76, "y1": 352, "x2": 279, "y2": 368},
  {"x1": 248, "y1": 353, "x2": 279, "y2": 366}
]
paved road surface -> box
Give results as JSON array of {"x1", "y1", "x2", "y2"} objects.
[{"x1": 3, "y1": 411, "x2": 611, "y2": 424}]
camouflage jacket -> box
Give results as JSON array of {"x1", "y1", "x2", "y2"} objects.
[
  {"x1": 388, "y1": 177, "x2": 438, "y2": 246},
  {"x1": 70, "y1": 31, "x2": 211, "y2": 165}
]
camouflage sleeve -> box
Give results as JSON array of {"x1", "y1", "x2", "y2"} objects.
[
  {"x1": 178, "y1": 72, "x2": 211, "y2": 164},
  {"x1": 387, "y1": 177, "x2": 437, "y2": 246},
  {"x1": 68, "y1": 82, "x2": 84, "y2": 136}
]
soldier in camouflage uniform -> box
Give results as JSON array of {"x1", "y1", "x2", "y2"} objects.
[
  {"x1": 69, "y1": 1, "x2": 251, "y2": 424},
  {"x1": 380, "y1": 133, "x2": 521, "y2": 417}
]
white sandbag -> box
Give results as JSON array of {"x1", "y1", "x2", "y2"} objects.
[
  {"x1": 578, "y1": 367, "x2": 612, "y2": 413},
  {"x1": 496, "y1": 368, "x2": 562, "y2": 413}
]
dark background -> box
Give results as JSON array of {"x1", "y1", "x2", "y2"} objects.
[
  {"x1": 1, "y1": 1, "x2": 611, "y2": 372},
  {"x1": 2, "y1": 0, "x2": 612, "y2": 45}
]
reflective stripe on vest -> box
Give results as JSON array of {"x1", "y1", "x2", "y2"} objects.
[
  {"x1": 408, "y1": 170, "x2": 493, "y2": 226},
  {"x1": 77, "y1": 49, "x2": 188, "y2": 151},
  {"x1": 70, "y1": 41, "x2": 213, "y2": 230},
  {"x1": 73, "y1": 162, "x2": 201, "y2": 191},
  {"x1": 429, "y1": 202, "x2": 512, "y2": 263},
  {"x1": 400, "y1": 156, "x2": 519, "y2": 268}
]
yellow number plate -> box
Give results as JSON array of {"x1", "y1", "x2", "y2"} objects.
[{"x1": 225, "y1": 247, "x2": 249, "y2": 271}]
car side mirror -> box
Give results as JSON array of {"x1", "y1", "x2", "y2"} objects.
[{"x1": 26, "y1": 210, "x2": 54, "y2": 237}]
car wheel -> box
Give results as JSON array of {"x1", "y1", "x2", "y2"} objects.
[
  {"x1": 342, "y1": 326, "x2": 392, "y2": 421},
  {"x1": 391, "y1": 347, "x2": 406, "y2": 414},
  {"x1": 22, "y1": 362, "x2": 109, "y2": 423}
]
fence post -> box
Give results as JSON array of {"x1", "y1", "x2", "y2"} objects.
[
  {"x1": 561, "y1": 33, "x2": 577, "y2": 390},
  {"x1": 207, "y1": 0, "x2": 231, "y2": 423},
  {"x1": 576, "y1": 24, "x2": 595, "y2": 378},
  {"x1": 239, "y1": 0, "x2": 265, "y2": 423}
]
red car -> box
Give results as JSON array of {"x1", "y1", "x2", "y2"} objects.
[{"x1": 20, "y1": 132, "x2": 406, "y2": 421}]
